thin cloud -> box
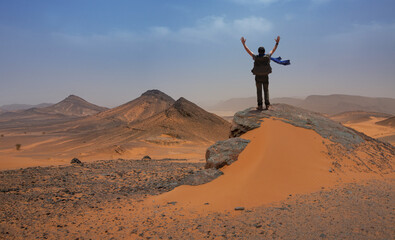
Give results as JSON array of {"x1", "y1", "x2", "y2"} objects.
[
  {"x1": 54, "y1": 16, "x2": 272, "y2": 45},
  {"x1": 52, "y1": 30, "x2": 140, "y2": 46},
  {"x1": 161, "y1": 16, "x2": 272, "y2": 43},
  {"x1": 229, "y1": 0, "x2": 332, "y2": 5},
  {"x1": 325, "y1": 22, "x2": 395, "y2": 45},
  {"x1": 311, "y1": 0, "x2": 332, "y2": 4},
  {"x1": 150, "y1": 26, "x2": 171, "y2": 37},
  {"x1": 229, "y1": 0, "x2": 279, "y2": 5}
]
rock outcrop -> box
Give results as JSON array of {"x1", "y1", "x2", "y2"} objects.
[
  {"x1": 70, "y1": 158, "x2": 82, "y2": 164},
  {"x1": 142, "y1": 155, "x2": 152, "y2": 160},
  {"x1": 231, "y1": 104, "x2": 365, "y2": 149},
  {"x1": 205, "y1": 104, "x2": 394, "y2": 175},
  {"x1": 205, "y1": 138, "x2": 250, "y2": 169}
]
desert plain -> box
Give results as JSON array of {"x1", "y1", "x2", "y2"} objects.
[{"x1": 0, "y1": 91, "x2": 394, "y2": 239}]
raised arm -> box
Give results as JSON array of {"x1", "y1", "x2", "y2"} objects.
[
  {"x1": 241, "y1": 37, "x2": 254, "y2": 58},
  {"x1": 269, "y1": 36, "x2": 280, "y2": 56}
]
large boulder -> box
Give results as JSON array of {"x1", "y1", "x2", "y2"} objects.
[
  {"x1": 205, "y1": 138, "x2": 250, "y2": 169},
  {"x1": 70, "y1": 158, "x2": 82, "y2": 164}
]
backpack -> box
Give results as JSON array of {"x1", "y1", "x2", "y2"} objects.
[{"x1": 251, "y1": 54, "x2": 272, "y2": 75}]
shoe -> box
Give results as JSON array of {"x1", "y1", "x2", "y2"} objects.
[
  {"x1": 256, "y1": 105, "x2": 263, "y2": 111},
  {"x1": 265, "y1": 105, "x2": 270, "y2": 110}
]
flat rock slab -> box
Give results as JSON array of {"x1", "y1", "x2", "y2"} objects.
[
  {"x1": 231, "y1": 104, "x2": 367, "y2": 149},
  {"x1": 180, "y1": 168, "x2": 224, "y2": 185}
]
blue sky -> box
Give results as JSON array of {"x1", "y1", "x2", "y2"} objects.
[{"x1": 0, "y1": 0, "x2": 394, "y2": 107}]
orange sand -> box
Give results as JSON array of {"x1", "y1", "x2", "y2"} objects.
[
  {"x1": 152, "y1": 118, "x2": 338, "y2": 210},
  {"x1": 344, "y1": 117, "x2": 395, "y2": 144}
]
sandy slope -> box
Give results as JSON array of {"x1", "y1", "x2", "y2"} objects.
[
  {"x1": 329, "y1": 111, "x2": 395, "y2": 145},
  {"x1": 153, "y1": 118, "x2": 337, "y2": 210}
]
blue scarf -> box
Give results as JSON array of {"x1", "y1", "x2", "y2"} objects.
[
  {"x1": 258, "y1": 54, "x2": 291, "y2": 65},
  {"x1": 271, "y1": 56, "x2": 290, "y2": 65}
]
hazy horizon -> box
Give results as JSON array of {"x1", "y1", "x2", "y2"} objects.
[{"x1": 1, "y1": 0, "x2": 394, "y2": 107}]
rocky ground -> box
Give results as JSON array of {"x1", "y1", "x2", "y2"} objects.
[
  {"x1": 134, "y1": 178, "x2": 394, "y2": 240},
  {"x1": 0, "y1": 158, "x2": 204, "y2": 239},
  {"x1": 0, "y1": 158, "x2": 394, "y2": 239}
]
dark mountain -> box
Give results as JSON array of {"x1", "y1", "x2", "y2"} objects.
[
  {"x1": 131, "y1": 97, "x2": 231, "y2": 143},
  {"x1": 95, "y1": 89, "x2": 175, "y2": 124}
]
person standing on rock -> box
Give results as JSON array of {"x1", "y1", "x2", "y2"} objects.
[{"x1": 241, "y1": 36, "x2": 280, "y2": 110}]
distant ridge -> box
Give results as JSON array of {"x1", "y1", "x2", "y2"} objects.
[
  {"x1": 208, "y1": 94, "x2": 395, "y2": 115},
  {"x1": 43, "y1": 95, "x2": 108, "y2": 117},
  {"x1": 0, "y1": 103, "x2": 53, "y2": 112},
  {"x1": 301, "y1": 94, "x2": 395, "y2": 115}
]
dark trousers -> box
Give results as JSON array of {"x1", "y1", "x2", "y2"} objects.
[{"x1": 255, "y1": 75, "x2": 270, "y2": 107}]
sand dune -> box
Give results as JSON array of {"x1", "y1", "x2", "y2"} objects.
[
  {"x1": 153, "y1": 118, "x2": 335, "y2": 210},
  {"x1": 153, "y1": 117, "x2": 394, "y2": 210}
]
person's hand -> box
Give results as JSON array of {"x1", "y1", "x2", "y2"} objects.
[
  {"x1": 275, "y1": 36, "x2": 280, "y2": 44},
  {"x1": 241, "y1": 37, "x2": 246, "y2": 44}
]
